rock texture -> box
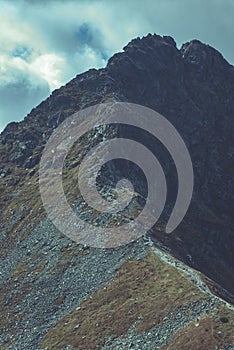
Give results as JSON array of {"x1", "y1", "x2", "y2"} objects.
[{"x1": 0, "y1": 34, "x2": 234, "y2": 349}]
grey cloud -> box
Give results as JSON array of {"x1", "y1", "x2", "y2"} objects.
[
  {"x1": 0, "y1": 74, "x2": 50, "y2": 131},
  {"x1": 35, "y1": 19, "x2": 106, "y2": 56},
  {"x1": 16, "y1": 2, "x2": 108, "y2": 56}
]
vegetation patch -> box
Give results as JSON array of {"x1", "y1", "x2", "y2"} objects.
[
  {"x1": 161, "y1": 305, "x2": 234, "y2": 350},
  {"x1": 41, "y1": 249, "x2": 204, "y2": 349}
]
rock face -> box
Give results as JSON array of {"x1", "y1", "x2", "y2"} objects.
[
  {"x1": 107, "y1": 34, "x2": 234, "y2": 299},
  {"x1": 0, "y1": 34, "x2": 234, "y2": 349}
]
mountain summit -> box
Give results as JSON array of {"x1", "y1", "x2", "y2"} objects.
[{"x1": 0, "y1": 34, "x2": 234, "y2": 349}]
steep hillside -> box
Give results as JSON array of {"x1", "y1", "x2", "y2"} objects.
[{"x1": 0, "y1": 34, "x2": 234, "y2": 349}]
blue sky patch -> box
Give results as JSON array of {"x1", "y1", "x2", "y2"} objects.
[{"x1": 12, "y1": 46, "x2": 33, "y2": 61}]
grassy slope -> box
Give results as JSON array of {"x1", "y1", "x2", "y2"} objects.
[{"x1": 41, "y1": 250, "x2": 208, "y2": 349}]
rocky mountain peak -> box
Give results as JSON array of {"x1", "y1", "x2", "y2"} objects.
[
  {"x1": 180, "y1": 39, "x2": 234, "y2": 84},
  {"x1": 0, "y1": 34, "x2": 234, "y2": 349},
  {"x1": 107, "y1": 33, "x2": 180, "y2": 75},
  {"x1": 181, "y1": 39, "x2": 225, "y2": 64},
  {"x1": 123, "y1": 33, "x2": 177, "y2": 50}
]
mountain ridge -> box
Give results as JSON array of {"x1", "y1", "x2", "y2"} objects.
[
  {"x1": 1, "y1": 33, "x2": 233, "y2": 292},
  {"x1": 0, "y1": 33, "x2": 234, "y2": 349}
]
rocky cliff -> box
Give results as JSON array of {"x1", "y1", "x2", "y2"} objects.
[{"x1": 0, "y1": 34, "x2": 234, "y2": 349}]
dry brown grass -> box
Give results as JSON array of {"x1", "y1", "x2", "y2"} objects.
[
  {"x1": 161, "y1": 305, "x2": 234, "y2": 350},
  {"x1": 41, "y1": 250, "x2": 204, "y2": 350}
]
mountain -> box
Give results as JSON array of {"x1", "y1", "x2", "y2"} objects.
[{"x1": 0, "y1": 33, "x2": 234, "y2": 349}]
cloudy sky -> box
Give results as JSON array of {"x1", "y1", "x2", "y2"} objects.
[{"x1": 0, "y1": 0, "x2": 234, "y2": 132}]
